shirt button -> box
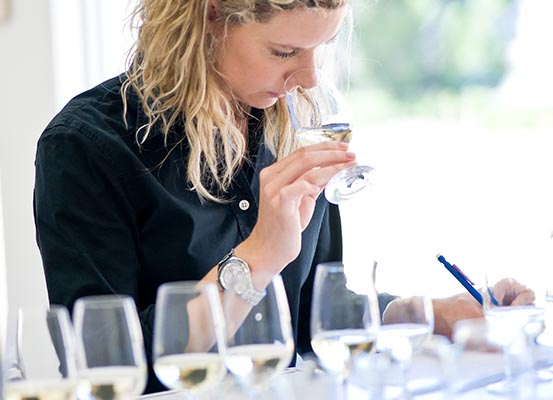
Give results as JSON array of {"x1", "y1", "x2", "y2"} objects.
[{"x1": 238, "y1": 199, "x2": 250, "y2": 211}]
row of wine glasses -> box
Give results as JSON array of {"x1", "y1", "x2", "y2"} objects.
[
  {"x1": 4, "y1": 298, "x2": 146, "y2": 400},
  {"x1": 153, "y1": 276, "x2": 294, "y2": 399},
  {"x1": 2, "y1": 275, "x2": 293, "y2": 400},
  {"x1": 309, "y1": 262, "x2": 437, "y2": 399}
]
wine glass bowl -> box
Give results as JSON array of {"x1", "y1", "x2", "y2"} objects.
[
  {"x1": 480, "y1": 279, "x2": 546, "y2": 394},
  {"x1": 223, "y1": 275, "x2": 294, "y2": 391},
  {"x1": 4, "y1": 306, "x2": 78, "y2": 400},
  {"x1": 310, "y1": 262, "x2": 380, "y2": 381},
  {"x1": 284, "y1": 68, "x2": 375, "y2": 204},
  {"x1": 73, "y1": 295, "x2": 147, "y2": 400},
  {"x1": 153, "y1": 282, "x2": 227, "y2": 396},
  {"x1": 378, "y1": 295, "x2": 434, "y2": 398}
]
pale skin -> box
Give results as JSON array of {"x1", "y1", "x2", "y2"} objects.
[
  {"x1": 187, "y1": 5, "x2": 354, "y2": 351},
  {"x1": 185, "y1": 4, "x2": 536, "y2": 351}
]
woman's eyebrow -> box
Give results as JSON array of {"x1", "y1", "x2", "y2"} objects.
[{"x1": 269, "y1": 32, "x2": 339, "y2": 50}]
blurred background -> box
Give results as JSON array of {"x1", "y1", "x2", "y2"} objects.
[
  {"x1": 341, "y1": 0, "x2": 553, "y2": 297},
  {"x1": 0, "y1": 0, "x2": 552, "y2": 324}
]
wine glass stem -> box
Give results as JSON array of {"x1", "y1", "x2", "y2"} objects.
[
  {"x1": 338, "y1": 375, "x2": 349, "y2": 400},
  {"x1": 398, "y1": 360, "x2": 413, "y2": 400}
]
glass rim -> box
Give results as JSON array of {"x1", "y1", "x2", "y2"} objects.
[
  {"x1": 158, "y1": 280, "x2": 217, "y2": 293},
  {"x1": 315, "y1": 261, "x2": 344, "y2": 272},
  {"x1": 74, "y1": 294, "x2": 134, "y2": 307}
]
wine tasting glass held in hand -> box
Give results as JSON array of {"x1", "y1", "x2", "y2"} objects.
[
  {"x1": 284, "y1": 68, "x2": 375, "y2": 205},
  {"x1": 310, "y1": 262, "x2": 380, "y2": 390},
  {"x1": 153, "y1": 281, "x2": 227, "y2": 398},
  {"x1": 482, "y1": 279, "x2": 545, "y2": 395},
  {"x1": 4, "y1": 306, "x2": 78, "y2": 400},
  {"x1": 73, "y1": 296, "x2": 147, "y2": 400},
  {"x1": 224, "y1": 274, "x2": 294, "y2": 392}
]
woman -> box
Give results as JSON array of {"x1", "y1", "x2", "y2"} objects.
[{"x1": 34, "y1": 0, "x2": 533, "y2": 393}]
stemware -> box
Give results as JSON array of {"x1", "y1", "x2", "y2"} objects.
[
  {"x1": 153, "y1": 281, "x2": 227, "y2": 398},
  {"x1": 73, "y1": 295, "x2": 147, "y2": 400},
  {"x1": 453, "y1": 317, "x2": 537, "y2": 399},
  {"x1": 4, "y1": 306, "x2": 78, "y2": 400},
  {"x1": 482, "y1": 278, "x2": 545, "y2": 395},
  {"x1": 310, "y1": 262, "x2": 380, "y2": 396},
  {"x1": 223, "y1": 274, "x2": 294, "y2": 394},
  {"x1": 285, "y1": 68, "x2": 375, "y2": 204},
  {"x1": 378, "y1": 295, "x2": 434, "y2": 399}
]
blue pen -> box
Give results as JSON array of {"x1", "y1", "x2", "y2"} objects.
[{"x1": 436, "y1": 254, "x2": 484, "y2": 305}]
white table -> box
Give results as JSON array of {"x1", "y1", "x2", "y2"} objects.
[{"x1": 141, "y1": 345, "x2": 553, "y2": 399}]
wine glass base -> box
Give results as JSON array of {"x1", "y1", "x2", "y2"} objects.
[
  {"x1": 324, "y1": 165, "x2": 374, "y2": 204},
  {"x1": 486, "y1": 378, "x2": 515, "y2": 395}
]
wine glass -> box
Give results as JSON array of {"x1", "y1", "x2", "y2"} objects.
[
  {"x1": 285, "y1": 68, "x2": 375, "y2": 205},
  {"x1": 453, "y1": 318, "x2": 537, "y2": 399},
  {"x1": 482, "y1": 278, "x2": 545, "y2": 395},
  {"x1": 310, "y1": 262, "x2": 380, "y2": 397},
  {"x1": 73, "y1": 295, "x2": 147, "y2": 400},
  {"x1": 152, "y1": 281, "x2": 227, "y2": 398},
  {"x1": 4, "y1": 305, "x2": 78, "y2": 400},
  {"x1": 223, "y1": 274, "x2": 294, "y2": 395},
  {"x1": 378, "y1": 295, "x2": 434, "y2": 399}
]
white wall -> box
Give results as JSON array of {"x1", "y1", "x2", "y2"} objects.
[
  {"x1": 0, "y1": 179, "x2": 7, "y2": 398},
  {"x1": 0, "y1": 1, "x2": 54, "y2": 316}
]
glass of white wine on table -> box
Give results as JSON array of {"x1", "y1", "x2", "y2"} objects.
[
  {"x1": 482, "y1": 277, "x2": 546, "y2": 395},
  {"x1": 284, "y1": 68, "x2": 375, "y2": 205},
  {"x1": 310, "y1": 262, "x2": 380, "y2": 398},
  {"x1": 73, "y1": 295, "x2": 147, "y2": 400},
  {"x1": 152, "y1": 281, "x2": 227, "y2": 399},
  {"x1": 378, "y1": 295, "x2": 434, "y2": 399},
  {"x1": 223, "y1": 275, "x2": 294, "y2": 398},
  {"x1": 4, "y1": 305, "x2": 78, "y2": 400}
]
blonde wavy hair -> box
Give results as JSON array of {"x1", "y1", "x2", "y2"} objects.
[{"x1": 122, "y1": 0, "x2": 348, "y2": 202}]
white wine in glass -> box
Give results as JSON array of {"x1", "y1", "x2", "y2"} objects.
[
  {"x1": 310, "y1": 262, "x2": 380, "y2": 385},
  {"x1": 4, "y1": 306, "x2": 78, "y2": 400},
  {"x1": 73, "y1": 295, "x2": 147, "y2": 400},
  {"x1": 285, "y1": 68, "x2": 374, "y2": 204},
  {"x1": 224, "y1": 275, "x2": 294, "y2": 392},
  {"x1": 152, "y1": 281, "x2": 227, "y2": 397},
  {"x1": 482, "y1": 280, "x2": 545, "y2": 395}
]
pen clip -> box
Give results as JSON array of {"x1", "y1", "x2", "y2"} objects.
[{"x1": 451, "y1": 264, "x2": 475, "y2": 286}]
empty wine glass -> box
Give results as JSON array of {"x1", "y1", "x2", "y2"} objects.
[
  {"x1": 153, "y1": 281, "x2": 227, "y2": 398},
  {"x1": 285, "y1": 68, "x2": 375, "y2": 204},
  {"x1": 73, "y1": 295, "x2": 147, "y2": 400},
  {"x1": 310, "y1": 262, "x2": 380, "y2": 397},
  {"x1": 482, "y1": 279, "x2": 545, "y2": 395},
  {"x1": 378, "y1": 295, "x2": 434, "y2": 399},
  {"x1": 4, "y1": 306, "x2": 78, "y2": 400},
  {"x1": 223, "y1": 274, "x2": 294, "y2": 396}
]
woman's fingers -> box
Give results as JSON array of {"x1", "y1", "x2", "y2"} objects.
[{"x1": 262, "y1": 145, "x2": 356, "y2": 196}]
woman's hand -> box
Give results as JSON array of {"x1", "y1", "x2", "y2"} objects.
[
  {"x1": 388, "y1": 278, "x2": 536, "y2": 339},
  {"x1": 236, "y1": 141, "x2": 356, "y2": 277}
]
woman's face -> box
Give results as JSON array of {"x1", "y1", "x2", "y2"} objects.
[{"x1": 215, "y1": 7, "x2": 347, "y2": 109}]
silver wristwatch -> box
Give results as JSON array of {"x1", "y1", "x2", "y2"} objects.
[{"x1": 217, "y1": 249, "x2": 266, "y2": 306}]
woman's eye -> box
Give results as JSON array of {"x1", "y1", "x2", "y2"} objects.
[{"x1": 272, "y1": 50, "x2": 297, "y2": 59}]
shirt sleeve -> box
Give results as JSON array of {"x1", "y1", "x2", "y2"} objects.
[
  {"x1": 296, "y1": 203, "x2": 399, "y2": 356},
  {"x1": 34, "y1": 126, "x2": 164, "y2": 393}
]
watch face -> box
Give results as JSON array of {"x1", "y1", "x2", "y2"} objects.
[{"x1": 221, "y1": 261, "x2": 249, "y2": 294}]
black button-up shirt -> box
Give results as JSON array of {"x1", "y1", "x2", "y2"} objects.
[{"x1": 34, "y1": 75, "x2": 396, "y2": 393}]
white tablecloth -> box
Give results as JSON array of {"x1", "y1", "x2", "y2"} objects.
[{"x1": 140, "y1": 345, "x2": 553, "y2": 399}]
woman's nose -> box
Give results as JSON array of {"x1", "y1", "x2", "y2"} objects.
[{"x1": 284, "y1": 68, "x2": 320, "y2": 92}]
